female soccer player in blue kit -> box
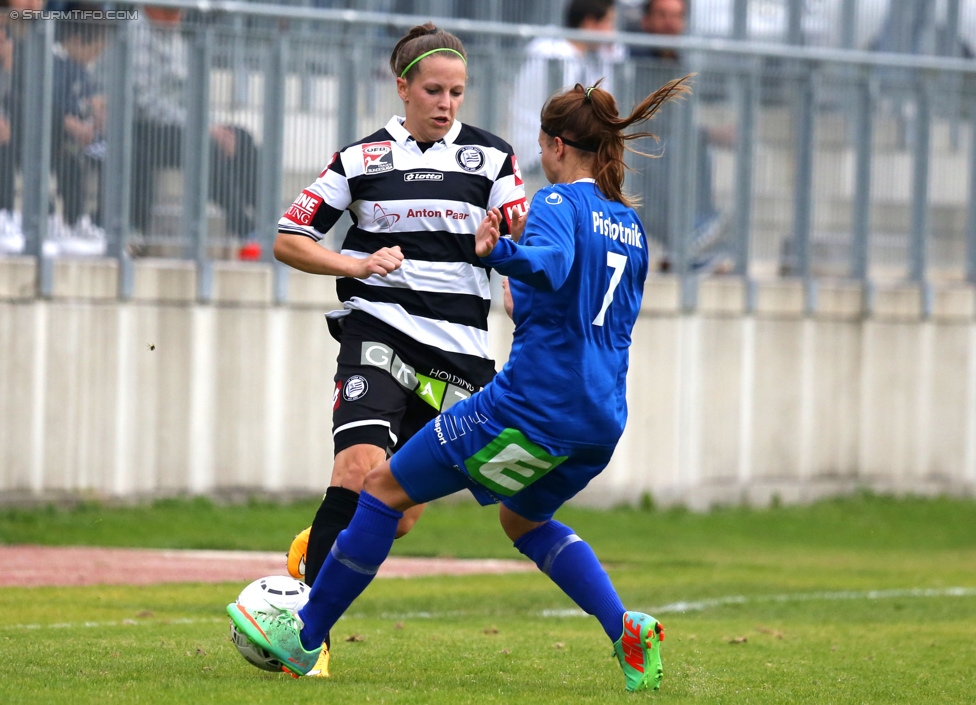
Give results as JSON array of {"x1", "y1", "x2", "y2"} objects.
[{"x1": 229, "y1": 75, "x2": 692, "y2": 692}]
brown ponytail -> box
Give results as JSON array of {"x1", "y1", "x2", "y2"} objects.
[{"x1": 539, "y1": 75, "x2": 693, "y2": 206}]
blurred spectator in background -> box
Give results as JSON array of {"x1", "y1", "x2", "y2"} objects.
[
  {"x1": 127, "y1": 6, "x2": 259, "y2": 249},
  {"x1": 870, "y1": 2, "x2": 973, "y2": 56},
  {"x1": 632, "y1": 0, "x2": 684, "y2": 59},
  {"x1": 511, "y1": 0, "x2": 624, "y2": 197},
  {"x1": 0, "y1": 0, "x2": 44, "y2": 253},
  {"x1": 631, "y1": 0, "x2": 733, "y2": 273},
  {"x1": 50, "y1": 15, "x2": 109, "y2": 254}
]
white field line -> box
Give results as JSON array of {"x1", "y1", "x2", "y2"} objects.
[
  {"x1": 7, "y1": 587, "x2": 975, "y2": 632},
  {"x1": 542, "y1": 586, "x2": 976, "y2": 618}
]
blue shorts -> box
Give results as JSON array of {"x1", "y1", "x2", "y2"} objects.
[{"x1": 389, "y1": 390, "x2": 615, "y2": 522}]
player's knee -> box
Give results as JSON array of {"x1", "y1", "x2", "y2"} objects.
[
  {"x1": 498, "y1": 504, "x2": 543, "y2": 542},
  {"x1": 332, "y1": 444, "x2": 386, "y2": 489},
  {"x1": 396, "y1": 504, "x2": 426, "y2": 538}
]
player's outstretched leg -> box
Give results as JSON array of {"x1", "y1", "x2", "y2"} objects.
[
  {"x1": 287, "y1": 528, "x2": 332, "y2": 676},
  {"x1": 297, "y1": 491, "x2": 402, "y2": 648},
  {"x1": 286, "y1": 487, "x2": 361, "y2": 676},
  {"x1": 512, "y1": 518, "x2": 664, "y2": 691},
  {"x1": 613, "y1": 611, "x2": 665, "y2": 692}
]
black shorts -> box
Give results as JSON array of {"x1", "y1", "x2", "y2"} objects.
[{"x1": 331, "y1": 314, "x2": 493, "y2": 455}]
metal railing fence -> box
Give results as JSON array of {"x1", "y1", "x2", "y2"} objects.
[{"x1": 2, "y1": 0, "x2": 976, "y2": 313}]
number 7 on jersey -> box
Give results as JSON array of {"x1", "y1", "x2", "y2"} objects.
[{"x1": 592, "y1": 251, "x2": 628, "y2": 326}]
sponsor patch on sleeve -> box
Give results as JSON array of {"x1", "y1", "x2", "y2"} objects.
[
  {"x1": 284, "y1": 189, "x2": 323, "y2": 226},
  {"x1": 511, "y1": 155, "x2": 523, "y2": 186},
  {"x1": 318, "y1": 152, "x2": 339, "y2": 179},
  {"x1": 502, "y1": 197, "x2": 528, "y2": 230}
]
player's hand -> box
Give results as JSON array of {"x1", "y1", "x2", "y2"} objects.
[
  {"x1": 357, "y1": 246, "x2": 404, "y2": 278},
  {"x1": 475, "y1": 208, "x2": 501, "y2": 257},
  {"x1": 502, "y1": 277, "x2": 514, "y2": 319},
  {"x1": 510, "y1": 203, "x2": 528, "y2": 243}
]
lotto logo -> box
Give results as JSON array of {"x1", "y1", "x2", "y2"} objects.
[
  {"x1": 404, "y1": 171, "x2": 443, "y2": 182},
  {"x1": 284, "y1": 189, "x2": 323, "y2": 226},
  {"x1": 362, "y1": 141, "x2": 394, "y2": 174}
]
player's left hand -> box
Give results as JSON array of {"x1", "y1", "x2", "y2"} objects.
[
  {"x1": 502, "y1": 277, "x2": 514, "y2": 319},
  {"x1": 510, "y1": 202, "x2": 528, "y2": 243},
  {"x1": 475, "y1": 208, "x2": 501, "y2": 257}
]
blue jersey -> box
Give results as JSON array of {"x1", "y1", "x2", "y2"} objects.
[{"x1": 481, "y1": 179, "x2": 649, "y2": 448}]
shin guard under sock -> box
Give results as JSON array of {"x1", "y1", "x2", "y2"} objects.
[
  {"x1": 299, "y1": 491, "x2": 402, "y2": 650},
  {"x1": 514, "y1": 520, "x2": 626, "y2": 641},
  {"x1": 305, "y1": 486, "x2": 361, "y2": 587}
]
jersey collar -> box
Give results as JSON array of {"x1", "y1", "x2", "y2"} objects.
[{"x1": 386, "y1": 115, "x2": 462, "y2": 147}]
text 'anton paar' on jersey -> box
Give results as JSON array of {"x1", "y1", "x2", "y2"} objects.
[{"x1": 592, "y1": 211, "x2": 643, "y2": 249}]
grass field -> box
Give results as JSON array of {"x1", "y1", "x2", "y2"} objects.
[{"x1": 2, "y1": 493, "x2": 975, "y2": 703}]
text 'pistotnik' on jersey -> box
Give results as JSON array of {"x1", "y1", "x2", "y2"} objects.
[{"x1": 592, "y1": 211, "x2": 643, "y2": 249}]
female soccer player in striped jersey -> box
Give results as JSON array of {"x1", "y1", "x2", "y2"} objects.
[
  {"x1": 273, "y1": 22, "x2": 527, "y2": 676},
  {"x1": 233, "y1": 76, "x2": 691, "y2": 692}
]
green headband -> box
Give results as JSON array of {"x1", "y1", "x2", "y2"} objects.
[{"x1": 399, "y1": 48, "x2": 466, "y2": 78}]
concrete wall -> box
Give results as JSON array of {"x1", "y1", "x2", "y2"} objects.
[{"x1": 2, "y1": 257, "x2": 975, "y2": 508}]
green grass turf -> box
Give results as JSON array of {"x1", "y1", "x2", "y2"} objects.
[{"x1": 2, "y1": 494, "x2": 975, "y2": 703}]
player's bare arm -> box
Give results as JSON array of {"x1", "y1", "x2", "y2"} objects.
[{"x1": 274, "y1": 232, "x2": 403, "y2": 278}]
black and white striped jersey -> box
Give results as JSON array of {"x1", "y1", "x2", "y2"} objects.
[{"x1": 279, "y1": 116, "x2": 528, "y2": 372}]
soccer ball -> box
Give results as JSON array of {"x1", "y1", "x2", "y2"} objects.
[
  {"x1": 229, "y1": 575, "x2": 309, "y2": 672},
  {"x1": 230, "y1": 621, "x2": 284, "y2": 672}
]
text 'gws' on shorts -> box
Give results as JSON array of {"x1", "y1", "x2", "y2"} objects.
[{"x1": 332, "y1": 338, "x2": 483, "y2": 456}]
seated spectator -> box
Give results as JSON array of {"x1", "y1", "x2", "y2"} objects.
[
  {"x1": 127, "y1": 6, "x2": 259, "y2": 249},
  {"x1": 0, "y1": 0, "x2": 45, "y2": 253},
  {"x1": 51, "y1": 16, "x2": 109, "y2": 253}
]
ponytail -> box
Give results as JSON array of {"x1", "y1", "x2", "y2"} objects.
[{"x1": 539, "y1": 75, "x2": 693, "y2": 206}]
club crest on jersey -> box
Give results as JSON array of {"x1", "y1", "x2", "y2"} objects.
[
  {"x1": 342, "y1": 375, "x2": 369, "y2": 402},
  {"x1": 372, "y1": 203, "x2": 401, "y2": 231},
  {"x1": 455, "y1": 146, "x2": 485, "y2": 172},
  {"x1": 362, "y1": 141, "x2": 394, "y2": 174},
  {"x1": 284, "y1": 189, "x2": 323, "y2": 226}
]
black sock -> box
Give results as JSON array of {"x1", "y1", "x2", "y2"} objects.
[{"x1": 305, "y1": 486, "x2": 361, "y2": 588}]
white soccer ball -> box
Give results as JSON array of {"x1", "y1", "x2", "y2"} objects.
[
  {"x1": 230, "y1": 620, "x2": 284, "y2": 672},
  {"x1": 230, "y1": 575, "x2": 310, "y2": 672}
]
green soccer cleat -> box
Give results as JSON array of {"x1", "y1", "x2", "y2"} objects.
[
  {"x1": 227, "y1": 601, "x2": 322, "y2": 678},
  {"x1": 612, "y1": 611, "x2": 665, "y2": 692}
]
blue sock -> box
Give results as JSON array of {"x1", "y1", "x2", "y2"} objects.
[
  {"x1": 298, "y1": 491, "x2": 402, "y2": 650},
  {"x1": 514, "y1": 520, "x2": 625, "y2": 641}
]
